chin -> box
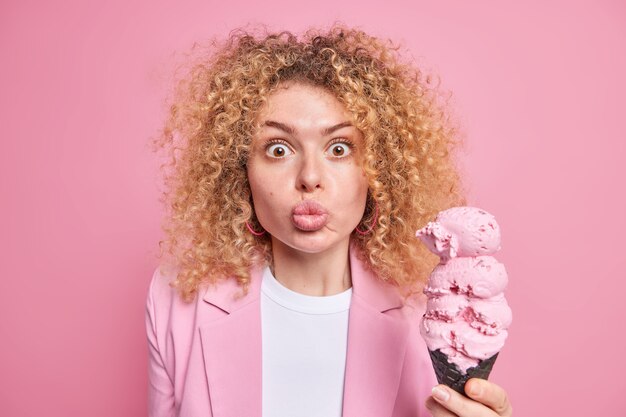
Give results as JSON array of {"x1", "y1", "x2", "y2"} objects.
[{"x1": 273, "y1": 230, "x2": 350, "y2": 255}]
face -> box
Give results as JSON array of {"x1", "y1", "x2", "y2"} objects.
[{"x1": 246, "y1": 82, "x2": 369, "y2": 255}]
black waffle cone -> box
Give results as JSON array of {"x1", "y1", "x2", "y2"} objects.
[{"x1": 428, "y1": 349, "x2": 499, "y2": 396}]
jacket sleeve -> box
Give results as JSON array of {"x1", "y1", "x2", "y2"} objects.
[
  {"x1": 406, "y1": 300, "x2": 439, "y2": 417},
  {"x1": 146, "y1": 268, "x2": 176, "y2": 417},
  {"x1": 417, "y1": 344, "x2": 438, "y2": 417}
]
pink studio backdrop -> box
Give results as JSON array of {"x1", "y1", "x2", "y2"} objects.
[{"x1": 1, "y1": 0, "x2": 624, "y2": 416}]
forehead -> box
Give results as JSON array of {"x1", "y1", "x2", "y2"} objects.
[{"x1": 255, "y1": 82, "x2": 352, "y2": 125}]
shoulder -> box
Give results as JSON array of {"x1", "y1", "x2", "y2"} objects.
[
  {"x1": 400, "y1": 292, "x2": 427, "y2": 319},
  {"x1": 146, "y1": 265, "x2": 180, "y2": 314},
  {"x1": 145, "y1": 265, "x2": 201, "y2": 337},
  {"x1": 148, "y1": 265, "x2": 176, "y2": 297}
]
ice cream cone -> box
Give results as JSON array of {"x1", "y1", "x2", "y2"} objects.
[{"x1": 428, "y1": 349, "x2": 499, "y2": 396}]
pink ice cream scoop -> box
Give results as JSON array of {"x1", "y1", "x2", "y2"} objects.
[
  {"x1": 425, "y1": 256, "x2": 508, "y2": 299},
  {"x1": 416, "y1": 206, "x2": 511, "y2": 389},
  {"x1": 416, "y1": 206, "x2": 501, "y2": 260}
]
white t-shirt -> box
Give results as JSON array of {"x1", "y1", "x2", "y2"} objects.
[{"x1": 261, "y1": 267, "x2": 352, "y2": 417}]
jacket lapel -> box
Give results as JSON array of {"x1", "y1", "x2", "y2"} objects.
[
  {"x1": 341, "y1": 245, "x2": 410, "y2": 417},
  {"x1": 198, "y1": 267, "x2": 264, "y2": 417}
]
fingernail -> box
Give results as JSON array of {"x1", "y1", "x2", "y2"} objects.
[
  {"x1": 468, "y1": 381, "x2": 482, "y2": 397},
  {"x1": 432, "y1": 386, "x2": 450, "y2": 402}
]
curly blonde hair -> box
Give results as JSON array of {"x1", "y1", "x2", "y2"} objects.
[{"x1": 152, "y1": 25, "x2": 466, "y2": 303}]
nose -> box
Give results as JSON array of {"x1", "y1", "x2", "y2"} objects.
[{"x1": 296, "y1": 153, "x2": 323, "y2": 192}]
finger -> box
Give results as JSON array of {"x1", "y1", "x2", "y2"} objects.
[
  {"x1": 431, "y1": 384, "x2": 494, "y2": 417},
  {"x1": 465, "y1": 379, "x2": 513, "y2": 416},
  {"x1": 425, "y1": 395, "x2": 458, "y2": 417}
]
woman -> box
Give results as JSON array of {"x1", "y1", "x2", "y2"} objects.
[{"x1": 147, "y1": 26, "x2": 513, "y2": 417}]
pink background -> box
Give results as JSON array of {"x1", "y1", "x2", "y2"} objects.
[{"x1": 1, "y1": 0, "x2": 624, "y2": 416}]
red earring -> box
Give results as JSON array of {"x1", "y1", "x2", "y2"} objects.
[
  {"x1": 246, "y1": 221, "x2": 266, "y2": 236},
  {"x1": 355, "y1": 201, "x2": 379, "y2": 235}
]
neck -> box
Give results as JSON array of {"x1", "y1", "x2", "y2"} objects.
[{"x1": 270, "y1": 239, "x2": 352, "y2": 296}]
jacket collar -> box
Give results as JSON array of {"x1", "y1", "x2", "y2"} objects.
[{"x1": 201, "y1": 263, "x2": 263, "y2": 313}]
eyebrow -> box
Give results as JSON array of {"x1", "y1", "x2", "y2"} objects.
[{"x1": 261, "y1": 120, "x2": 353, "y2": 136}]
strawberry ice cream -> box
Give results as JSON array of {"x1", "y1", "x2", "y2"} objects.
[{"x1": 416, "y1": 207, "x2": 511, "y2": 391}]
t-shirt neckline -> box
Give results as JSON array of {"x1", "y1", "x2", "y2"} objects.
[{"x1": 260, "y1": 266, "x2": 352, "y2": 314}]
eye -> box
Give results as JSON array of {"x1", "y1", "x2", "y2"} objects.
[
  {"x1": 327, "y1": 142, "x2": 352, "y2": 158},
  {"x1": 266, "y1": 142, "x2": 293, "y2": 158}
]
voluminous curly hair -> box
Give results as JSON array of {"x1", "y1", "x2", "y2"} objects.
[{"x1": 153, "y1": 25, "x2": 466, "y2": 303}]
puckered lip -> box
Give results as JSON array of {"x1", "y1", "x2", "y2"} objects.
[{"x1": 291, "y1": 200, "x2": 329, "y2": 231}]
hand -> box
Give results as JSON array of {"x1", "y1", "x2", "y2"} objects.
[{"x1": 425, "y1": 378, "x2": 512, "y2": 417}]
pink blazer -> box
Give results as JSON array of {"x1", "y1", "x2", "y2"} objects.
[{"x1": 145, "y1": 245, "x2": 436, "y2": 417}]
